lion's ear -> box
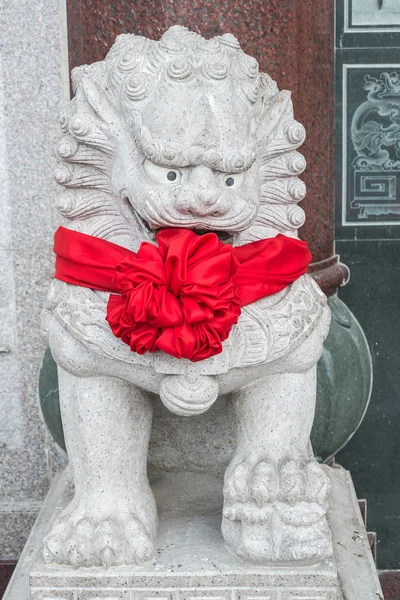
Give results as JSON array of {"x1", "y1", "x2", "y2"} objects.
[
  {"x1": 78, "y1": 76, "x2": 125, "y2": 138},
  {"x1": 239, "y1": 86, "x2": 307, "y2": 245},
  {"x1": 256, "y1": 90, "x2": 296, "y2": 153}
]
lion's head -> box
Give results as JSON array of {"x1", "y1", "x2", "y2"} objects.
[{"x1": 55, "y1": 26, "x2": 307, "y2": 251}]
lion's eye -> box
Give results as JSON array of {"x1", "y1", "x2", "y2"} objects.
[
  {"x1": 144, "y1": 160, "x2": 181, "y2": 184},
  {"x1": 223, "y1": 173, "x2": 244, "y2": 188}
]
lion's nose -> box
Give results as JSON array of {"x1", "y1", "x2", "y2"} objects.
[
  {"x1": 175, "y1": 192, "x2": 231, "y2": 217},
  {"x1": 174, "y1": 166, "x2": 232, "y2": 217},
  {"x1": 195, "y1": 191, "x2": 230, "y2": 217}
]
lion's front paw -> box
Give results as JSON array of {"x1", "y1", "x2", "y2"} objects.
[
  {"x1": 222, "y1": 456, "x2": 332, "y2": 565},
  {"x1": 43, "y1": 500, "x2": 155, "y2": 567}
]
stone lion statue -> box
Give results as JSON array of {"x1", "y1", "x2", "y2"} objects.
[{"x1": 42, "y1": 25, "x2": 332, "y2": 568}]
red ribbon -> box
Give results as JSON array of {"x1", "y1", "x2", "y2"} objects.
[{"x1": 54, "y1": 226, "x2": 311, "y2": 362}]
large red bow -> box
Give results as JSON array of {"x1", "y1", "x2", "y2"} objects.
[{"x1": 54, "y1": 227, "x2": 311, "y2": 362}]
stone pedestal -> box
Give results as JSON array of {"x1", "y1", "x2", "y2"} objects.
[{"x1": 4, "y1": 467, "x2": 382, "y2": 600}]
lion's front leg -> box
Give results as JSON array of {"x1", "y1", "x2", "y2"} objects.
[
  {"x1": 43, "y1": 368, "x2": 157, "y2": 567},
  {"x1": 222, "y1": 366, "x2": 332, "y2": 565}
]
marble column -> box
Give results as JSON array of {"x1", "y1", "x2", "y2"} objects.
[
  {"x1": 66, "y1": 0, "x2": 349, "y2": 296},
  {"x1": 0, "y1": 0, "x2": 67, "y2": 559}
]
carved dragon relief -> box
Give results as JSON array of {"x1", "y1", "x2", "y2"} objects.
[
  {"x1": 350, "y1": 71, "x2": 400, "y2": 220},
  {"x1": 42, "y1": 27, "x2": 333, "y2": 568}
]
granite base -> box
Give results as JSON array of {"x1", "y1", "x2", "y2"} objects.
[{"x1": 3, "y1": 467, "x2": 382, "y2": 600}]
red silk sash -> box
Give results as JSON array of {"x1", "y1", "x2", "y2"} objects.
[{"x1": 54, "y1": 226, "x2": 311, "y2": 362}]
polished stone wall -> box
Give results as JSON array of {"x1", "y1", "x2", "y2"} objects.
[
  {"x1": 0, "y1": 0, "x2": 67, "y2": 559},
  {"x1": 336, "y1": 240, "x2": 400, "y2": 569},
  {"x1": 335, "y1": 0, "x2": 400, "y2": 569}
]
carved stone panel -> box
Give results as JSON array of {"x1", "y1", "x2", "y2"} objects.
[{"x1": 341, "y1": 65, "x2": 400, "y2": 226}]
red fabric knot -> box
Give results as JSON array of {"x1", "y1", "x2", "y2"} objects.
[
  {"x1": 53, "y1": 226, "x2": 312, "y2": 362},
  {"x1": 107, "y1": 229, "x2": 241, "y2": 361}
]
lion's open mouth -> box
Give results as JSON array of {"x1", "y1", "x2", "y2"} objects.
[
  {"x1": 129, "y1": 205, "x2": 235, "y2": 244},
  {"x1": 121, "y1": 195, "x2": 237, "y2": 245},
  {"x1": 192, "y1": 229, "x2": 233, "y2": 243}
]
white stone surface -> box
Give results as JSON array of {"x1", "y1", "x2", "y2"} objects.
[
  {"x1": 3, "y1": 467, "x2": 384, "y2": 600},
  {"x1": 0, "y1": 52, "x2": 23, "y2": 449},
  {"x1": 42, "y1": 26, "x2": 333, "y2": 569},
  {"x1": 0, "y1": 0, "x2": 68, "y2": 558}
]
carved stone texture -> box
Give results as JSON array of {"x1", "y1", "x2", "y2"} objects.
[{"x1": 42, "y1": 26, "x2": 333, "y2": 568}]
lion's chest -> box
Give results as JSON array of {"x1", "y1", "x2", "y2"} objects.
[{"x1": 44, "y1": 274, "x2": 327, "y2": 375}]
